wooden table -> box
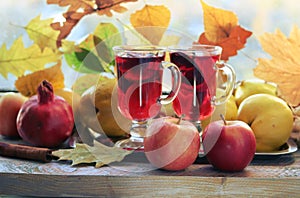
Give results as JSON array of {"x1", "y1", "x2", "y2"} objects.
[{"x1": 1, "y1": 140, "x2": 300, "y2": 197}]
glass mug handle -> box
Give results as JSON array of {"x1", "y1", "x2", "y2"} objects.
[
  {"x1": 158, "y1": 61, "x2": 182, "y2": 105},
  {"x1": 212, "y1": 61, "x2": 236, "y2": 105}
]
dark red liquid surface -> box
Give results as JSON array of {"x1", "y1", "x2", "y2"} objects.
[
  {"x1": 116, "y1": 55, "x2": 164, "y2": 121},
  {"x1": 170, "y1": 52, "x2": 219, "y2": 121}
]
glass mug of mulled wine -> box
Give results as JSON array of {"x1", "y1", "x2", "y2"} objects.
[
  {"x1": 112, "y1": 45, "x2": 181, "y2": 150},
  {"x1": 169, "y1": 44, "x2": 236, "y2": 132}
]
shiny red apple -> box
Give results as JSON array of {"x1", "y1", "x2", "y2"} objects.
[
  {"x1": 202, "y1": 115, "x2": 256, "y2": 172},
  {"x1": 144, "y1": 117, "x2": 200, "y2": 171}
]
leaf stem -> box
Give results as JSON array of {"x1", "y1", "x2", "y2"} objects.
[
  {"x1": 115, "y1": 18, "x2": 152, "y2": 45},
  {"x1": 240, "y1": 50, "x2": 258, "y2": 64}
]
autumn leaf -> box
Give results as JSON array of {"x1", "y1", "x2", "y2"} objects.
[
  {"x1": 52, "y1": 141, "x2": 133, "y2": 168},
  {"x1": 0, "y1": 37, "x2": 60, "y2": 79},
  {"x1": 60, "y1": 40, "x2": 81, "y2": 54},
  {"x1": 47, "y1": 0, "x2": 137, "y2": 46},
  {"x1": 254, "y1": 26, "x2": 300, "y2": 106},
  {"x1": 93, "y1": 23, "x2": 122, "y2": 64},
  {"x1": 25, "y1": 15, "x2": 59, "y2": 51},
  {"x1": 64, "y1": 23, "x2": 121, "y2": 73},
  {"x1": 198, "y1": 0, "x2": 252, "y2": 61},
  {"x1": 130, "y1": 5, "x2": 171, "y2": 45},
  {"x1": 159, "y1": 34, "x2": 181, "y2": 46},
  {"x1": 95, "y1": 0, "x2": 137, "y2": 17},
  {"x1": 65, "y1": 48, "x2": 103, "y2": 73},
  {"x1": 198, "y1": 26, "x2": 252, "y2": 61},
  {"x1": 15, "y1": 62, "x2": 65, "y2": 97},
  {"x1": 94, "y1": 36, "x2": 111, "y2": 63},
  {"x1": 25, "y1": 14, "x2": 80, "y2": 54},
  {"x1": 201, "y1": 0, "x2": 238, "y2": 42}
]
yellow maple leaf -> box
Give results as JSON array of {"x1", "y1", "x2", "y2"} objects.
[
  {"x1": 254, "y1": 26, "x2": 300, "y2": 106},
  {"x1": 130, "y1": 5, "x2": 171, "y2": 45},
  {"x1": 52, "y1": 141, "x2": 133, "y2": 168},
  {"x1": 25, "y1": 15, "x2": 59, "y2": 51},
  {"x1": 0, "y1": 37, "x2": 60, "y2": 79},
  {"x1": 60, "y1": 40, "x2": 81, "y2": 54},
  {"x1": 15, "y1": 62, "x2": 64, "y2": 97},
  {"x1": 201, "y1": 0, "x2": 238, "y2": 43}
]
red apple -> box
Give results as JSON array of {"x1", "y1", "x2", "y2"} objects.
[
  {"x1": 202, "y1": 115, "x2": 256, "y2": 172},
  {"x1": 144, "y1": 117, "x2": 200, "y2": 171},
  {"x1": 0, "y1": 92, "x2": 27, "y2": 138}
]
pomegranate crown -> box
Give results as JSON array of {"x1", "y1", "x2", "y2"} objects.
[{"x1": 37, "y1": 80, "x2": 54, "y2": 104}]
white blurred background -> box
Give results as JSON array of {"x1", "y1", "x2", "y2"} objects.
[{"x1": 1, "y1": 0, "x2": 300, "y2": 90}]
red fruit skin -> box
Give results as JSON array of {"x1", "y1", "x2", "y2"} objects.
[
  {"x1": 144, "y1": 117, "x2": 200, "y2": 171},
  {"x1": 0, "y1": 93, "x2": 26, "y2": 138},
  {"x1": 202, "y1": 120, "x2": 256, "y2": 172},
  {"x1": 17, "y1": 95, "x2": 74, "y2": 148}
]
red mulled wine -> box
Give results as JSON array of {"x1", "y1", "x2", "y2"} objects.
[
  {"x1": 116, "y1": 55, "x2": 165, "y2": 121},
  {"x1": 170, "y1": 52, "x2": 220, "y2": 121}
]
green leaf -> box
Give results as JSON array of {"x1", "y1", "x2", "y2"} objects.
[
  {"x1": 64, "y1": 23, "x2": 122, "y2": 74},
  {"x1": 0, "y1": 37, "x2": 60, "y2": 78},
  {"x1": 65, "y1": 48, "x2": 104, "y2": 73},
  {"x1": 85, "y1": 23, "x2": 122, "y2": 69},
  {"x1": 75, "y1": 48, "x2": 104, "y2": 72},
  {"x1": 93, "y1": 23, "x2": 122, "y2": 51},
  {"x1": 64, "y1": 53, "x2": 92, "y2": 73},
  {"x1": 93, "y1": 36, "x2": 111, "y2": 63},
  {"x1": 92, "y1": 23, "x2": 122, "y2": 72},
  {"x1": 52, "y1": 141, "x2": 133, "y2": 168}
]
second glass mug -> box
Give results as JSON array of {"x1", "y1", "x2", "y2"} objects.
[
  {"x1": 112, "y1": 45, "x2": 182, "y2": 150},
  {"x1": 169, "y1": 44, "x2": 236, "y2": 132}
]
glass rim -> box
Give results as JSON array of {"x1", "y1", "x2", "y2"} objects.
[
  {"x1": 112, "y1": 45, "x2": 167, "y2": 52},
  {"x1": 168, "y1": 44, "x2": 222, "y2": 55}
]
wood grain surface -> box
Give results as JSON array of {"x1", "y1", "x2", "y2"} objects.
[{"x1": 0, "y1": 139, "x2": 300, "y2": 197}]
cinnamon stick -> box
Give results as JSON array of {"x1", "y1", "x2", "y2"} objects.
[{"x1": 0, "y1": 142, "x2": 53, "y2": 162}]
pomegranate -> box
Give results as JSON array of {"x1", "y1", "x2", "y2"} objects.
[{"x1": 17, "y1": 80, "x2": 74, "y2": 148}]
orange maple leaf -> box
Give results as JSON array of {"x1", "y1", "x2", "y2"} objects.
[
  {"x1": 254, "y1": 26, "x2": 300, "y2": 106},
  {"x1": 197, "y1": 0, "x2": 252, "y2": 61},
  {"x1": 198, "y1": 25, "x2": 252, "y2": 61},
  {"x1": 47, "y1": 0, "x2": 137, "y2": 47}
]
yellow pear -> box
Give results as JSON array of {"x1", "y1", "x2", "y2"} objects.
[
  {"x1": 55, "y1": 88, "x2": 81, "y2": 114},
  {"x1": 292, "y1": 106, "x2": 300, "y2": 132},
  {"x1": 234, "y1": 79, "x2": 277, "y2": 107},
  {"x1": 201, "y1": 89, "x2": 238, "y2": 131},
  {"x1": 160, "y1": 102, "x2": 176, "y2": 117},
  {"x1": 72, "y1": 74, "x2": 102, "y2": 96},
  {"x1": 78, "y1": 76, "x2": 131, "y2": 137},
  {"x1": 201, "y1": 116, "x2": 211, "y2": 132},
  {"x1": 224, "y1": 95, "x2": 238, "y2": 120},
  {"x1": 237, "y1": 94, "x2": 293, "y2": 152}
]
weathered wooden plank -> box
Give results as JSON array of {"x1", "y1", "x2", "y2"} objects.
[
  {"x1": 0, "y1": 136, "x2": 299, "y2": 197},
  {"x1": 0, "y1": 151, "x2": 299, "y2": 177},
  {"x1": 1, "y1": 173, "x2": 299, "y2": 197}
]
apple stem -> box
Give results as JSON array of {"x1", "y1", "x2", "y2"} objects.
[
  {"x1": 177, "y1": 114, "x2": 185, "y2": 125},
  {"x1": 220, "y1": 114, "x2": 227, "y2": 125}
]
